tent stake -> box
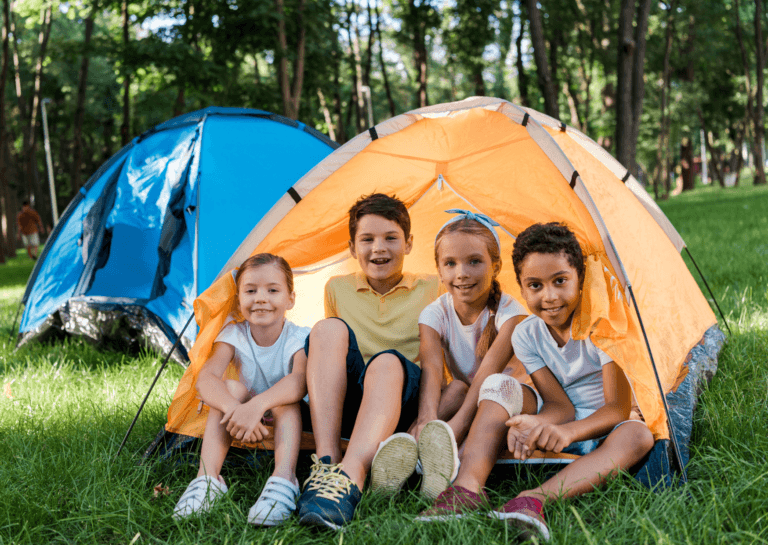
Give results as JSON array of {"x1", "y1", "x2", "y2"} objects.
[
  {"x1": 627, "y1": 285, "x2": 688, "y2": 484},
  {"x1": 684, "y1": 247, "x2": 732, "y2": 336},
  {"x1": 8, "y1": 302, "x2": 22, "y2": 342},
  {"x1": 115, "y1": 313, "x2": 195, "y2": 459}
]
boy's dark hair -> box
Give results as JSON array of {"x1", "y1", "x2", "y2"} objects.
[
  {"x1": 348, "y1": 193, "x2": 411, "y2": 241},
  {"x1": 512, "y1": 222, "x2": 585, "y2": 285},
  {"x1": 22, "y1": 200, "x2": 30, "y2": 206}
]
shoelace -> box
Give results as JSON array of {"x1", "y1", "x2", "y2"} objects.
[
  {"x1": 303, "y1": 454, "x2": 332, "y2": 489},
  {"x1": 305, "y1": 464, "x2": 353, "y2": 503}
]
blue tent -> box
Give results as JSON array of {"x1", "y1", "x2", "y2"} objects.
[{"x1": 17, "y1": 107, "x2": 337, "y2": 361}]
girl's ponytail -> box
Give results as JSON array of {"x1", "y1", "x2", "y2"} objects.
[{"x1": 475, "y1": 277, "x2": 502, "y2": 361}]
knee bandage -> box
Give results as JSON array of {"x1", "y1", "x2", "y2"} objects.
[{"x1": 478, "y1": 374, "x2": 523, "y2": 418}]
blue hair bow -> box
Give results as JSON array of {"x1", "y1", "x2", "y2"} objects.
[{"x1": 438, "y1": 209, "x2": 501, "y2": 250}]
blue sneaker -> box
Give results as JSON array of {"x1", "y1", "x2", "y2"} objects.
[{"x1": 298, "y1": 455, "x2": 362, "y2": 529}]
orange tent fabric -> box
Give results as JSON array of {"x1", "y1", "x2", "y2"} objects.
[{"x1": 166, "y1": 98, "x2": 716, "y2": 443}]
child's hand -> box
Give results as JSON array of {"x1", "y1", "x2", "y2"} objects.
[
  {"x1": 221, "y1": 400, "x2": 269, "y2": 443},
  {"x1": 523, "y1": 423, "x2": 573, "y2": 459},
  {"x1": 506, "y1": 414, "x2": 542, "y2": 460}
]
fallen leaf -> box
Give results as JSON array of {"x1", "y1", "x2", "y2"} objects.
[{"x1": 153, "y1": 483, "x2": 170, "y2": 497}]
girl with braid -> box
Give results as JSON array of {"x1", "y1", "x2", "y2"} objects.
[{"x1": 371, "y1": 210, "x2": 537, "y2": 501}]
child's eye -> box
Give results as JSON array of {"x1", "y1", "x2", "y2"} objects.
[
  {"x1": 555, "y1": 277, "x2": 567, "y2": 285},
  {"x1": 444, "y1": 260, "x2": 455, "y2": 267},
  {"x1": 528, "y1": 282, "x2": 541, "y2": 290},
  {"x1": 470, "y1": 258, "x2": 481, "y2": 265}
]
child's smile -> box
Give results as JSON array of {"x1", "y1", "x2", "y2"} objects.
[
  {"x1": 437, "y1": 232, "x2": 497, "y2": 323},
  {"x1": 237, "y1": 264, "x2": 295, "y2": 345},
  {"x1": 518, "y1": 251, "x2": 581, "y2": 343},
  {"x1": 349, "y1": 214, "x2": 413, "y2": 294}
]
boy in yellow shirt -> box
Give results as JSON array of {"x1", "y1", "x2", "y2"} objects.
[{"x1": 297, "y1": 193, "x2": 439, "y2": 529}]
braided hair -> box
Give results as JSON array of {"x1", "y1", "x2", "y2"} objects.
[{"x1": 435, "y1": 217, "x2": 502, "y2": 361}]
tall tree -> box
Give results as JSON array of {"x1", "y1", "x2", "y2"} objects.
[
  {"x1": 71, "y1": 2, "x2": 97, "y2": 193},
  {"x1": 526, "y1": 0, "x2": 558, "y2": 117},
  {"x1": 120, "y1": 0, "x2": 130, "y2": 145},
  {"x1": 753, "y1": 0, "x2": 766, "y2": 185},
  {"x1": 615, "y1": 0, "x2": 652, "y2": 174},
  {"x1": 275, "y1": 0, "x2": 307, "y2": 119},
  {"x1": 0, "y1": 0, "x2": 10, "y2": 262}
]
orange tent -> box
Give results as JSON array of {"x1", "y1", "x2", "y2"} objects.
[{"x1": 164, "y1": 97, "x2": 717, "y2": 462}]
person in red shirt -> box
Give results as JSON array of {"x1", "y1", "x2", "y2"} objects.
[{"x1": 17, "y1": 201, "x2": 44, "y2": 260}]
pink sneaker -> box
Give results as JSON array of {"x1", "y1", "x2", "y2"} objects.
[
  {"x1": 490, "y1": 496, "x2": 550, "y2": 541},
  {"x1": 415, "y1": 486, "x2": 489, "y2": 522}
]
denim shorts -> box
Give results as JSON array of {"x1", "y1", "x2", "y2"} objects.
[
  {"x1": 303, "y1": 318, "x2": 422, "y2": 439},
  {"x1": 562, "y1": 418, "x2": 647, "y2": 457}
]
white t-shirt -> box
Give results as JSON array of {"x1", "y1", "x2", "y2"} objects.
[
  {"x1": 511, "y1": 315, "x2": 613, "y2": 419},
  {"x1": 215, "y1": 318, "x2": 310, "y2": 397},
  {"x1": 419, "y1": 293, "x2": 528, "y2": 383}
]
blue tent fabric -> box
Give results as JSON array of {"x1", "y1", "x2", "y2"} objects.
[{"x1": 18, "y1": 107, "x2": 336, "y2": 361}]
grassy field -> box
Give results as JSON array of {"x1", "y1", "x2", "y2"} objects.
[{"x1": 1, "y1": 184, "x2": 767, "y2": 544}]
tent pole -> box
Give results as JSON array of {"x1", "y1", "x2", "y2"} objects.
[
  {"x1": 627, "y1": 285, "x2": 688, "y2": 484},
  {"x1": 684, "y1": 247, "x2": 732, "y2": 336},
  {"x1": 8, "y1": 302, "x2": 22, "y2": 342},
  {"x1": 115, "y1": 313, "x2": 195, "y2": 459}
]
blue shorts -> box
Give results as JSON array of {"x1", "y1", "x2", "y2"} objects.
[
  {"x1": 303, "y1": 318, "x2": 422, "y2": 439},
  {"x1": 562, "y1": 419, "x2": 648, "y2": 457}
]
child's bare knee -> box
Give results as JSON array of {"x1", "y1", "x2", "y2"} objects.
[
  {"x1": 364, "y1": 353, "x2": 403, "y2": 383},
  {"x1": 271, "y1": 402, "x2": 300, "y2": 418},
  {"x1": 310, "y1": 318, "x2": 348, "y2": 345},
  {"x1": 224, "y1": 379, "x2": 249, "y2": 402}
]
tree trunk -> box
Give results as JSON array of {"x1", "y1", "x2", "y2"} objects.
[
  {"x1": 72, "y1": 4, "x2": 96, "y2": 194},
  {"x1": 317, "y1": 88, "x2": 336, "y2": 141},
  {"x1": 525, "y1": 0, "x2": 557, "y2": 117},
  {"x1": 515, "y1": 1, "x2": 529, "y2": 106},
  {"x1": 332, "y1": 40, "x2": 346, "y2": 143},
  {"x1": 275, "y1": 0, "x2": 306, "y2": 119},
  {"x1": 410, "y1": 0, "x2": 429, "y2": 108},
  {"x1": 654, "y1": 0, "x2": 676, "y2": 199},
  {"x1": 0, "y1": 0, "x2": 10, "y2": 263},
  {"x1": 374, "y1": 0, "x2": 396, "y2": 117},
  {"x1": 627, "y1": 0, "x2": 652, "y2": 176},
  {"x1": 681, "y1": 137, "x2": 695, "y2": 191},
  {"x1": 753, "y1": 0, "x2": 766, "y2": 184},
  {"x1": 349, "y1": 4, "x2": 366, "y2": 132},
  {"x1": 121, "y1": 0, "x2": 130, "y2": 145},
  {"x1": 615, "y1": 0, "x2": 635, "y2": 169}
]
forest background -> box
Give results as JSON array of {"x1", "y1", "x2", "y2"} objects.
[{"x1": 0, "y1": 0, "x2": 767, "y2": 255}]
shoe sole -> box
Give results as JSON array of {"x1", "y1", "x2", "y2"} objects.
[
  {"x1": 299, "y1": 511, "x2": 342, "y2": 530},
  {"x1": 489, "y1": 511, "x2": 551, "y2": 541},
  {"x1": 418, "y1": 422, "x2": 458, "y2": 500},
  {"x1": 370, "y1": 435, "x2": 418, "y2": 494},
  {"x1": 414, "y1": 512, "x2": 470, "y2": 522}
]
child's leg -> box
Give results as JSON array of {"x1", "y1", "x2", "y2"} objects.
[
  {"x1": 197, "y1": 379, "x2": 250, "y2": 480},
  {"x1": 516, "y1": 420, "x2": 654, "y2": 504},
  {"x1": 270, "y1": 402, "x2": 302, "y2": 484},
  {"x1": 305, "y1": 318, "x2": 350, "y2": 463},
  {"x1": 453, "y1": 386, "x2": 538, "y2": 494},
  {"x1": 341, "y1": 352, "x2": 406, "y2": 489},
  {"x1": 436, "y1": 380, "x2": 469, "y2": 422}
]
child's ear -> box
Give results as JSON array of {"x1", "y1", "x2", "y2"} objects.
[
  {"x1": 287, "y1": 291, "x2": 296, "y2": 311},
  {"x1": 348, "y1": 239, "x2": 357, "y2": 259},
  {"x1": 404, "y1": 234, "x2": 414, "y2": 255}
]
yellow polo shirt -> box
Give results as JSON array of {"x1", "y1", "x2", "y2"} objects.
[{"x1": 324, "y1": 271, "x2": 440, "y2": 365}]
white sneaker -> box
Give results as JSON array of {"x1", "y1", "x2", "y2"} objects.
[
  {"x1": 172, "y1": 475, "x2": 228, "y2": 519},
  {"x1": 248, "y1": 476, "x2": 299, "y2": 526},
  {"x1": 418, "y1": 421, "x2": 460, "y2": 500},
  {"x1": 370, "y1": 432, "x2": 419, "y2": 494}
]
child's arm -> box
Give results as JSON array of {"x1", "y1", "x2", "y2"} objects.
[
  {"x1": 223, "y1": 348, "x2": 308, "y2": 443},
  {"x1": 517, "y1": 361, "x2": 633, "y2": 459},
  {"x1": 195, "y1": 341, "x2": 240, "y2": 414},
  {"x1": 507, "y1": 363, "x2": 575, "y2": 459},
  {"x1": 413, "y1": 324, "x2": 446, "y2": 440},
  {"x1": 446, "y1": 316, "x2": 525, "y2": 443}
]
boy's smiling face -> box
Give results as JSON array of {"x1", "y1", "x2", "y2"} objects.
[{"x1": 349, "y1": 214, "x2": 413, "y2": 295}]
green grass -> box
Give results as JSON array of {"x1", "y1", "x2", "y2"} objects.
[{"x1": 1, "y1": 186, "x2": 768, "y2": 544}]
